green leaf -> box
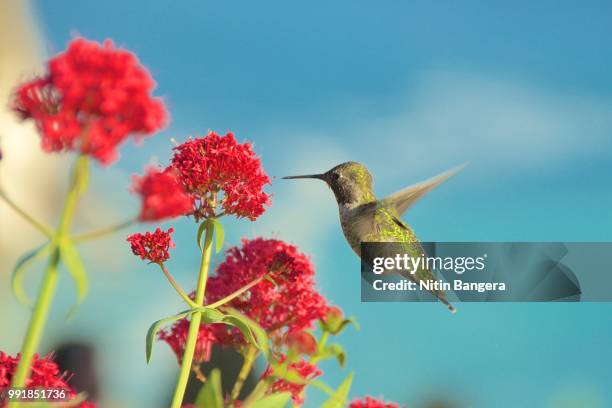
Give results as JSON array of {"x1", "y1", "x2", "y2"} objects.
[
  {"x1": 11, "y1": 243, "x2": 52, "y2": 307},
  {"x1": 339, "y1": 317, "x2": 360, "y2": 332},
  {"x1": 329, "y1": 344, "x2": 346, "y2": 367},
  {"x1": 223, "y1": 307, "x2": 269, "y2": 359},
  {"x1": 145, "y1": 309, "x2": 192, "y2": 363},
  {"x1": 201, "y1": 307, "x2": 226, "y2": 323},
  {"x1": 222, "y1": 315, "x2": 259, "y2": 347},
  {"x1": 196, "y1": 221, "x2": 207, "y2": 250},
  {"x1": 146, "y1": 306, "x2": 221, "y2": 363},
  {"x1": 311, "y1": 380, "x2": 335, "y2": 396},
  {"x1": 209, "y1": 218, "x2": 225, "y2": 253},
  {"x1": 321, "y1": 372, "x2": 353, "y2": 408},
  {"x1": 247, "y1": 392, "x2": 292, "y2": 408},
  {"x1": 60, "y1": 239, "x2": 89, "y2": 320},
  {"x1": 194, "y1": 368, "x2": 223, "y2": 408},
  {"x1": 197, "y1": 219, "x2": 224, "y2": 253},
  {"x1": 319, "y1": 343, "x2": 346, "y2": 367}
]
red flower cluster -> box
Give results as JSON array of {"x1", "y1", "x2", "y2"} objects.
[
  {"x1": 169, "y1": 132, "x2": 271, "y2": 220},
  {"x1": 0, "y1": 352, "x2": 95, "y2": 408},
  {"x1": 127, "y1": 228, "x2": 174, "y2": 263},
  {"x1": 263, "y1": 357, "x2": 321, "y2": 405},
  {"x1": 158, "y1": 319, "x2": 217, "y2": 364},
  {"x1": 206, "y1": 238, "x2": 329, "y2": 345},
  {"x1": 12, "y1": 38, "x2": 166, "y2": 165},
  {"x1": 349, "y1": 397, "x2": 400, "y2": 408},
  {"x1": 131, "y1": 167, "x2": 193, "y2": 221},
  {"x1": 159, "y1": 238, "x2": 328, "y2": 361}
]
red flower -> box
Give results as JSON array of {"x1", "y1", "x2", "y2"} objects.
[
  {"x1": 349, "y1": 397, "x2": 400, "y2": 408},
  {"x1": 12, "y1": 38, "x2": 166, "y2": 165},
  {"x1": 0, "y1": 352, "x2": 95, "y2": 407},
  {"x1": 127, "y1": 228, "x2": 174, "y2": 263},
  {"x1": 263, "y1": 357, "x2": 321, "y2": 405},
  {"x1": 158, "y1": 319, "x2": 220, "y2": 364},
  {"x1": 169, "y1": 132, "x2": 271, "y2": 220},
  {"x1": 131, "y1": 167, "x2": 193, "y2": 221},
  {"x1": 205, "y1": 238, "x2": 329, "y2": 346}
]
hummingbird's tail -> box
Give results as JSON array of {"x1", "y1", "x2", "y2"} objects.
[
  {"x1": 438, "y1": 295, "x2": 457, "y2": 314},
  {"x1": 400, "y1": 262, "x2": 458, "y2": 313},
  {"x1": 411, "y1": 272, "x2": 457, "y2": 314}
]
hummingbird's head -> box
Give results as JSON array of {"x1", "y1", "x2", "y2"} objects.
[{"x1": 283, "y1": 161, "x2": 375, "y2": 206}]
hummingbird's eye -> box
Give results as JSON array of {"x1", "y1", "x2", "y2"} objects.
[{"x1": 331, "y1": 173, "x2": 340, "y2": 181}]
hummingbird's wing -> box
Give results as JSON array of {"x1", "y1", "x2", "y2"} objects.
[{"x1": 381, "y1": 164, "x2": 467, "y2": 216}]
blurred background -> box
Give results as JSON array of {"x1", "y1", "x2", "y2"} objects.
[{"x1": 1, "y1": 1, "x2": 611, "y2": 407}]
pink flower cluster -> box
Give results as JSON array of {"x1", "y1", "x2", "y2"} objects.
[{"x1": 12, "y1": 38, "x2": 166, "y2": 165}]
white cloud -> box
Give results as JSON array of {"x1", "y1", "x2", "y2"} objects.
[{"x1": 368, "y1": 71, "x2": 612, "y2": 176}]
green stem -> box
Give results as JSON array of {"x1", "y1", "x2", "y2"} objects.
[
  {"x1": 206, "y1": 274, "x2": 266, "y2": 309},
  {"x1": 72, "y1": 218, "x2": 135, "y2": 242},
  {"x1": 9, "y1": 248, "x2": 60, "y2": 400},
  {"x1": 0, "y1": 190, "x2": 53, "y2": 237},
  {"x1": 195, "y1": 221, "x2": 214, "y2": 300},
  {"x1": 158, "y1": 263, "x2": 198, "y2": 308},
  {"x1": 311, "y1": 331, "x2": 329, "y2": 365},
  {"x1": 10, "y1": 156, "x2": 88, "y2": 401},
  {"x1": 170, "y1": 220, "x2": 215, "y2": 408},
  {"x1": 231, "y1": 345, "x2": 258, "y2": 402}
]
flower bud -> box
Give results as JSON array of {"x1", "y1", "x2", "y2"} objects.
[{"x1": 284, "y1": 331, "x2": 317, "y2": 356}]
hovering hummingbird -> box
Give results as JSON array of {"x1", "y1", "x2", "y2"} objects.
[{"x1": 283, "y1": 162, "x2": 464, "y2": 313}]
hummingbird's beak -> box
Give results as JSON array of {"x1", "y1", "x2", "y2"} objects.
[{"x1": 282, "y1": 173, "x2": 327, "y2": 181}]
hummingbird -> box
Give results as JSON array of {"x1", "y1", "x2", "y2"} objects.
[{"x1": 283, "y1": 162, "x2": 464, "y2": 313}]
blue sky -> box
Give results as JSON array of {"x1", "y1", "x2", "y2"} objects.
[{"x1": 5, "y1": 1, "x2": 612, "y2": 406}]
